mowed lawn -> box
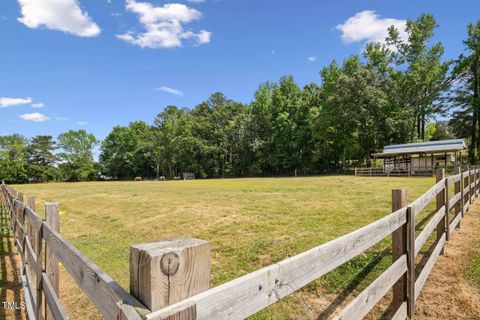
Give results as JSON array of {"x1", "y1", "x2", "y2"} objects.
[{"x1": 15, "y1": 176, "x2": 436, "y2": 319}]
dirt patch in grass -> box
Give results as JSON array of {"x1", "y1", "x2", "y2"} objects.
[{"x1": 412, "y1": 202, "x2": 480, "y2": 320}]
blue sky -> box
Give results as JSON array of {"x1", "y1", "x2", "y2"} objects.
[{"x1": 1, "y1": 0, "x2": 480, "y2": 141}]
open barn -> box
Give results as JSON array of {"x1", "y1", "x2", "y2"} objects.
[{"x1": 356, "y1": 139, "x2": 468, "y2": 176}]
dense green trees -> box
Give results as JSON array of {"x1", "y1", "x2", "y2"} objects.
[
  {"x1": 0, "y1": 131, "x2": 98, "y2": 183},
  {"x1": 2, "y1": 15, "x2": 480, "y2": 183},
  {"x1": 57, "y1": 130, "x2": 98, "y2": 181},
  {"x1": 450, "y1": 21, "x2": 480, "y2": 162},
  {"x1": 26, "y1": 135, "x2": 58, "y2": 182},
  {"x1": 0, "y1": 134, "x2": 29, "y2": 183}
]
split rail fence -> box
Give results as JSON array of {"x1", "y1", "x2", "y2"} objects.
[{"x1": 2, "y1": 165, "x2": 480, "y2": 320}]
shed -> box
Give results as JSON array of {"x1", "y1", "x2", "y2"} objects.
[{"x1": 370, "y1": 139, "x2": 467, "y2": 176}]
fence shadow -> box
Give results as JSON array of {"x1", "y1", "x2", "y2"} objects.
[
  {"x1": 0, "y1": 203, "x2": 24, "y2": 320},
  {"x1": 316, "y1": 248, "x2": 390, "y2": 320}
]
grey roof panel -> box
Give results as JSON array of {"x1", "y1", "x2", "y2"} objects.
[{"x1": 374, "y1": 139, "x2": 466, "y2": 156}]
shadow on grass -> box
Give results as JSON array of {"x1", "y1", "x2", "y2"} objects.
[
  {"x1": 316, "y1": 248, "x2": 393, "y2": 320},
  {"x1": 0, "y1": 202, "x2": 24, "y2": 320}
]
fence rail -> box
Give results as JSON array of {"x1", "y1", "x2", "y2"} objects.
[
  {"x1": 1, "y1": 183, "x2": 149, "y2": 320},
  {"x1": 355, "y1": 165, "x2": 465, "y2": 177},
  {"x1": 2, "y1": 165, "x2": 480, "y2": 320}
]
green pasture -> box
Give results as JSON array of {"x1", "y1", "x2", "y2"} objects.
[{"x1": 14, "y1": 176, "x2": 437, "y2": 319}]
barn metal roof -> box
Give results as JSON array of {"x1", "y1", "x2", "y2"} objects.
[{"x1": 372, "y1": 139, "x2": 467, "y2": 157}]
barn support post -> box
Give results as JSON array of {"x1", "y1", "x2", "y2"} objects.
[
  {"x1": 130, "y1": 238, "x2": 211, "y2": 316},
  {"x1": 436, "y1": 169, "x2": 446, "y2": 255},
  {"x1": 391, "y1": 190, "x2": 409, "y2": 312}
]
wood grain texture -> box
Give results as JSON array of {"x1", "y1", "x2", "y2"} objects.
[
  {"x1": 146, "y1": 208, "x2": 407, "y2": 320},
  {"x1": 415, "y1": 206, "x2": 445, "y2": 257},
  {"x1": 45, "y1": 202, "x2": 60, "y2": 320},
  {"x1": 449, "y1": 192, "x2": 461, "y2": 210},
  {"x1": 410, "y1": 178, "x2": 445, "y2": 216},
  {"x1": 42, "y1": 273, "x2": 68, "y2": 320},
  {"x1": 391, "y1": 301, "x2": 407, "y2": 320},
  {"x1": 414, "y1": 234, "x2": 446, "y2": 301},
  {"x1": 447, "y1": 174, "x2": 461, "y2": 184},
  {"x1": 333, "y1": 255, "x2": 407, "y2": 320},
  {"x1": 131, "y1": 238, "x2": 210, "y2": 312},
  {"x1": 449, "y1": 212, "x2": 462, "y2": 235},
  {"x1": 436, "y1": 169, "x2": 446, "y2": 255},
  {"x1": 42, "y1": 223, "x2": 148, "y2": 319},
  {"x1": 391, "y1": 190, "x2": 408, "y2": 312}
]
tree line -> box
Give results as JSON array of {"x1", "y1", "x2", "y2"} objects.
[{"x1": 1, "y1": 15, "x2": 480, "y2": 183}]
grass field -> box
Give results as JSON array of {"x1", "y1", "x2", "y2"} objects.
[{"x1": 14, "y1": 176, "x2": 438, "y2": 319}]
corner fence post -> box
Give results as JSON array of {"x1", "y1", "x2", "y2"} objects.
[
  {"x1": 130, "y1": 237, "x2": 210, "y2": 316},
  {"x1": 392, "y1": 189, "x2": 408, "y2": 312},
  {"x1": 45, "y1": 202, "x2": 60, "y2": 320},
  {"x1": 436, "y1": 169, "x2": 446, "y2": 255}
]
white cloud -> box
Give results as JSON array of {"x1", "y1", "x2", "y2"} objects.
[
  {"x1": 156, "y1": 86, "x2": 184, "y2": 96},
  {"x1": 77, "y1": 121, "x2": 88, "y2": 125},
  {"x1": 55, "y1": 116, "x2": 69, "y2": 121},
  {"x1": 336, "y1": 10, "x2": 406, "y2": 45},
  {"x1": 17, "y1": 0, "x2": 101, "y2": 37},
  {"x1": 307, "y1": 56, "x2": 317, "y2": 62},
  {"x1": 0, "y1": 97, "x2": 32, "y2": 108},
  {"x1": 19, "y1": 112, "x2": 50, "y2": 122},
  {"x1": 117, "y1": 1, "x2": 211, "y2": 48},
  {"x1": 31, "y1": 102, "x2": 45, "y2": 108}
]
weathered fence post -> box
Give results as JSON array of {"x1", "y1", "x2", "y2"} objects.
[
  {"x1": 130, "y1": 237, "x2": 210, "y2": 314},
  {"x1": 15, "y1": 192, "x2": 24, "y2": 243},
  {"x1": 455, "y1": 167, "x2": 462, "y2": 229},
  {"x1": 475, "y1": 165, "x2": 480, "y2": 197},
  {"x1": 469, "y1": 166, "x2": 473, "y2": 206},
  {"x1": 34, "y1": 209, "x2": 43, "y2": 319},
  {"x1": 26, "y1": 196, "x2": 36, "y2": 254},
  {"x1": 45, "y1": 202, "x2": 60, "y2": 320},
  {"x1": 465, "y1": 165, "x2": 470, "y2": 213},
  {"x1": 392, "y1": 189, "x2": 408, "y2": 312},
  {"x1": 445, "y1": 176, "x2": 450, "y2": 241},
  {"x1": 436, "y1": 169, "x2": 446, "y2": 255},
  {"x1": 407, "y1": 205, "x2": 415, "y2": 317}
]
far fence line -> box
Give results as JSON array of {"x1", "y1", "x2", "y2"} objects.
[
  {"x1": 355, "y1": 164, "x2": 463, "y2": 177},
  {"x1": 2, "y1": 165, "x2": 480, "y2": 319}
]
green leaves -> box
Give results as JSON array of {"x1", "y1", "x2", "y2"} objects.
[{"x1": 58, "y1": 130, "x2": 98, "y2": 181}]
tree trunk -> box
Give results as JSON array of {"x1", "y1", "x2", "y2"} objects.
[
  {"x1": 421, "y1": 113, "x2": 426, "y2": 141},
  {"x1": 155, "y1": 162, "x2": 160, "y2": 179},
  {"x1": 474, "y1": 58, "x2": 480, "y2": 158},
  {"x1": 472, "y1": 59, "x2": 479, "y2": 163}
]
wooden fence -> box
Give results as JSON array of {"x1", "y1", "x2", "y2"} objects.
[
  {"x1": 0, "y1": 183, "x2": 149, "y2": 320},
  {"x1": 2, "y1": 166, "x2": 480, "y2": 319},
  {"x1": 355, "y1": 165, "x2": 463, "y2": 177}
]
